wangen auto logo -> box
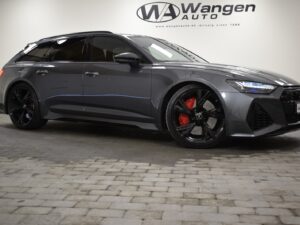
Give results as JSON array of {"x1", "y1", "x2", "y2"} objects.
[
  {"x1": 137, "y1": 2, "x2": 180, "y2": 23},
  {"x1": 137, "y1": 2, "x2": 257, "y2": 23}
]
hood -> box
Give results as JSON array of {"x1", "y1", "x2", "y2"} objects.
[{"x1": 156, "y1": 62, "x2": 299, "y2": 86}]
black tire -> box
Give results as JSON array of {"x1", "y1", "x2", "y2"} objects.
[
  {"x1": 6, "y1": 83, "x2": 47, "y2": 130},
  {"x1": 166, "y1": 84, "x2": 225, "y2": 148}
]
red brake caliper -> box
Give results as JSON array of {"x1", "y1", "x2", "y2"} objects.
[{"x1": 178, "y1": 97, "x2": 196, "y2": 126}]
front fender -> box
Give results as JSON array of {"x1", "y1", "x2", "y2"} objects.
[{"x1": 152, "y1": 69, "x2": 232, "y2": 131}]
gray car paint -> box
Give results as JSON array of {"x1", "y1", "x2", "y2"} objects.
[{"x1": 0, "y1": 31, "x2": 299, "y2": 137}]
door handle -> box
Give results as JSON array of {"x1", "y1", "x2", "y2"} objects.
[
  {"x1": 85, "y1": 72, "x2": 100, "y2": 77},
  {"x1": 36, "y1": 70, "x2": 48, "y2": 76}
]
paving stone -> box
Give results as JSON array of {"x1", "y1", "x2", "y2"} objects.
[
  {"x1": 172, "y1": 178, "x2": 198, "y2": 183},
  {"x1": 51, "y1": 207, "x2": 88, "y2": 216},
  {"x1": 110, "y1": 202, "x2": 146, "y2": 210},
  {"x1": 256, "y1": 207, "x2": 293, "y2": 216},
  {"x1": 183, "y1": 193, "x2": 215, "y2": 199},
  {"x1": 144, "y1": 177, "x2": 170, "y2": 182},
  {"x1": 108, "y1": 185, "x2": 137, "y2": 191},
  {"x1": 88, "y1": 209, "x2": 124, "y2": 218},
  {"x1": 240, "y1": 215, "x2": 279, "y2": 224},
  {"x1": 18, "y1": 214, "x2": 64, "y2": 225},
  {"x1": 219, "y1": 206, "x2": 255, "y2": 214},
  {"x1": 98, "y1": 180, "x2": 126, "y2": 186},
  {"x1": 116, "y1": 176, "x2": 142, "y2": 181},
  {"x1": 294, "y1": 208, "x2": 300, "y2": 216},
  {"x1": 60, "y1": 215, "x2": 103, "y2": 225},
  {"x1": 270, "y1": 202, "x2": 300, "y2": 209},
  {"x1": 200, "y1": 199, "x2": 235, "y2": 206},
  {"x1": 0, "y1": 187, "x2": 29, "y2": 193},
  {"x1": 182, "y1": 222, "x2": 221, "y2": 225},
  {"x1": 168, "y1": 187, "x2": 199, "y2": 193},
  {"x1": 89, "y1": 190, "x2": 120, "y2": 196},
  {"x1": 79, "y1": 184, "x2": 108, "y2": 190},
  {"x1": 120, "y1": 191, "x2": 151, "y2": 197},
  {"x1": 166, "y1": 198, "x2": 199, "y2": 205},
  {"x1": 41, "y1": 200, "x2": 77, "y2": 208},
  {"x1": 0, "y1": 199, "x2": 44, "y2": 207},
  {"x1": 152, "y1": 191, "x2": 183, "y2": 198},
  {"x1": 143, "y1": 220, "x2": 182, "y2": 225},
  {"x1": 101, "y1": 218, "x2": 142, "y2": 225},
  {"x1": 0, "y1": 213, "x2": 25, "y2": 225},
  {"x1": 0, "y1": 206, "x2": 18, "y2": 213},
  {"x1": 155, "y1": 182, "x2": 184, "y2": 187},
  {"x1": 127, "y1": 181, "x2": 154, "y2": 186},
  {"x1": 98, "y1": 196, "x2": 132, "y2": 202},
  {"x1": 147, "y1": 203, "x2": 181, "y2": 211},
  {"x1": 14, "y1": 206, "x2": 52, "y2": 215},
  {"x1": 280, "y1": 216, "x2": 300, "y2": 224},
  {"x1": 124, "y1": 210, "x2": 163, "y2": 219},
  {"x1": 75, "y1": 201, "x2": 111, "y2": 209},
  {"x1": 36, "y1": 194, "x2": 66, "y2": 200},
  {"x1": 132, "y1": 197, "x2": 166, "y2": 204},
  {"x1": 163, "y1": 211, "x2": 239, "y2": 223},
  {"x1": 66, "y1": 195, "x2": 99, "y2": 201},
  {"x1": 139, "y1": 186, "x2": 168, "y2": 192},
  {"x1": 182, "y1": 205, "x2": 217, "y2": 213},
  {"x1": 235, "y1": 200, "x2": 270, "y2": 207},
  {"x1": 4, "y1": 193, "x2": 36, "y2": 199}
]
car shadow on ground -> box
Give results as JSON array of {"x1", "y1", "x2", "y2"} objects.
[{"x1": 1, "y1": 119, "x2": 300, "y2": 165}]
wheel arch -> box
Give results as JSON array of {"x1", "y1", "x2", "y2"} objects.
[
  {"x1": 4, "y1": 79, "x2": 40, "y2": 114},
  {"x1": 158, "y1": 80, "x2": 227, "y2": 131}
]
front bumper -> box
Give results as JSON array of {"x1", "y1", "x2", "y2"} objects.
[
  {"x1": 267, "y1": 122, "x2": 300, "y2": 137},
  {"x1": 223, "y1": 86, "x2": 300, "y2": 137}
]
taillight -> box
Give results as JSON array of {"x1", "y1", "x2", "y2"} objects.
[{"x1": 0, "y1": 68, "x2": 4, "y2": 77}]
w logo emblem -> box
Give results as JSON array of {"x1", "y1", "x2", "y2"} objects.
[{"x1": 137, "y1": 2, "x2": 180, "y2": 23}]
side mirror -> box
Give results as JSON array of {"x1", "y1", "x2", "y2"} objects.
[{"x1": 114, "y1": 52, "x2": 140, "y2": 67}]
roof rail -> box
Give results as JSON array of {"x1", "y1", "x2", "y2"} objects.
[{"x1": 40, "y1": 31, "x2": 113, "y2": 41}]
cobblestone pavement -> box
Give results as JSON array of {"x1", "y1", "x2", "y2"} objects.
[{"x1": 0, "y1": 115, "x2": 300, "y2": 225}]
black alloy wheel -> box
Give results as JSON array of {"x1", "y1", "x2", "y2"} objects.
[
  {"x1": 166, "y1": 84, "x2": 225, "y2": 148},
  {"x1": 7, "y1": 83, "x2": 47, "y2": 129}
]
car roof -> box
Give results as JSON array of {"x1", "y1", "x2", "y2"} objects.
[
  {"x1": 23, "y1": 31, "x2": 156, "y2": 53},
  {"x1": 38, "y1": 31, "x2": 115, "y2": 42}
]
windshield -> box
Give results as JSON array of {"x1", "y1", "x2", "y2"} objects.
[{"x1": 129, "y1": 36, "x2": 208, "y2": 63}]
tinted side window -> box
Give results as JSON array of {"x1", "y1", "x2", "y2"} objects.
[
  {"x1": 89, "y1": 37, "x2": 145, "y2": 62},
  {"x1": 50, "y1": 38, "x2": 86, "y2": 61},
  {"x1": 17, "y1": 43, "x2": 52, "y2": 62}
]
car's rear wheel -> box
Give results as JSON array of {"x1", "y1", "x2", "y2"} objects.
[
  {"x1": 166, "y1": 84, "x2": 225, "y2": 148},
  {"x1": 7, "y1": 83, "x2": 47, "y2": 129}
]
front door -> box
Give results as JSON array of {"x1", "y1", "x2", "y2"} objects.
[{"x1": 82, "y1": 36, "x2": 153, "y2": 123}]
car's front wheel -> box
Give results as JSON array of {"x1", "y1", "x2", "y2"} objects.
[
  {"x1": 166, "y1": 84, "x2": 225, "y2": 148},
  {"x1": 6, "y1": 83, "x2": 47, "y2": 130}
]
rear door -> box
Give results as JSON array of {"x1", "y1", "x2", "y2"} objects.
[
  {"x1": 82, "y1": 35, "x2": 153, "y2": 123},
  {"x1": 29, "y1": 37, "x2": 87, "y2": 116}
]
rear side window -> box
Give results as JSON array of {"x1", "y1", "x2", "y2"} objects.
[
  {"x1": 50, "y1": 38, "x2": 86, "y2": 61},
  {"x1": 17, "y1": 42, "x2": 52, "y2": 62},
  {"x1": 17, "y1": 37, "x2": 86, "y2": 62}
]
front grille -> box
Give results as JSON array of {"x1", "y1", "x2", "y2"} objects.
[
  {"x1": 281, "y1": 88, "x2": 300, "y2": 123},
  {"x1": 247, "y1": 103, "x2": 273, "y2": 131},
  {"x1": 281, "y1": 88, "x2": 300, "y2": 101}
]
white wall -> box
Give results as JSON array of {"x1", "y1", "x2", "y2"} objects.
[{"x1": 0, "y1": 0, "x2": 299, "y2": 81}]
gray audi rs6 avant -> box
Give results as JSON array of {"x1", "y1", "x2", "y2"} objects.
[{"x1": 0, "y1": 31, "x2": 300, "y2": 148}]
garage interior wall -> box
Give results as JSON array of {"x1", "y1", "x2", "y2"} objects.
[{"x1": 0, "y1": 0, "x2": 299, "y2": 82}]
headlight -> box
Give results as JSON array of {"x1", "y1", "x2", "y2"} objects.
[{"x1": 227, "y1": 80, "x2": 277, "y2": 94}]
